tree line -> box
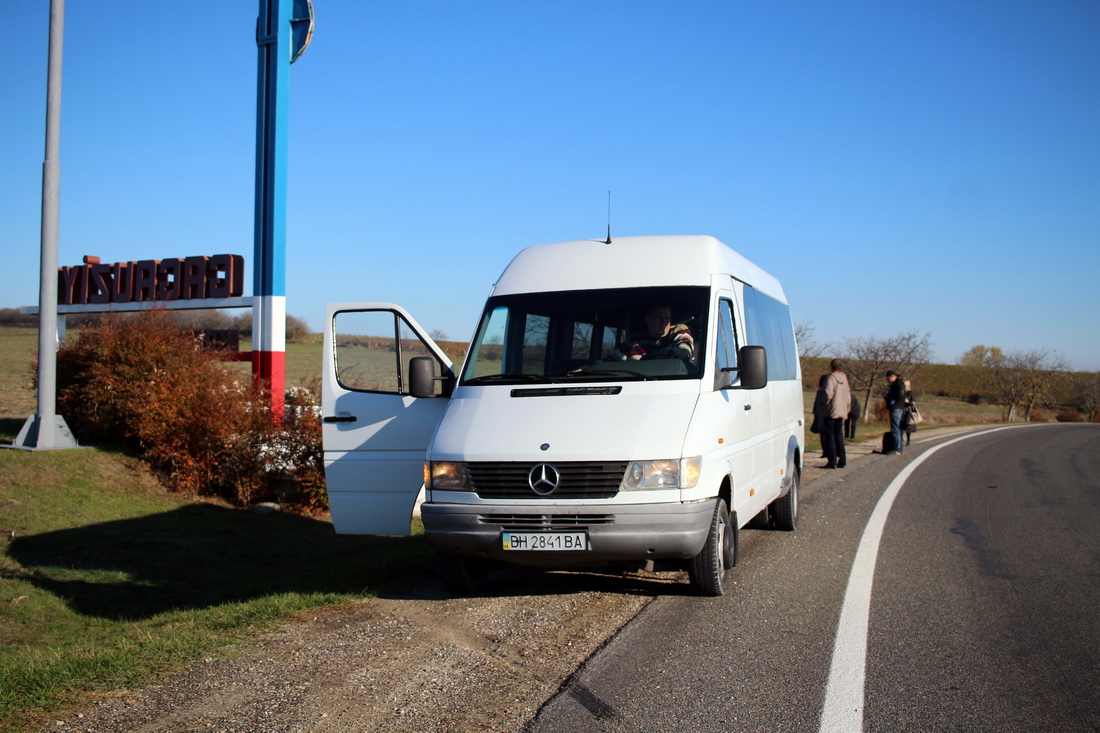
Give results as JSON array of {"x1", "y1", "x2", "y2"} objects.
[
  {"x1": 1, "y1": 307, "x2": 315, "y2": 343},
  {"x1": 797, "y1": 325, "x2": 1099, "y2": 423}
]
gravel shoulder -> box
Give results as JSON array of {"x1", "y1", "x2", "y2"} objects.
[
  {"x1": 56, "y1": 569, "x2": 675, "y2": 733},
  {"x1": 55, "y1": 426, "x2": 975, "y2": 733}
]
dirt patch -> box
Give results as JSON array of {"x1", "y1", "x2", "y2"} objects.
[{"x1": 56, "y1": 569, "x2": 681, "y2": 732}]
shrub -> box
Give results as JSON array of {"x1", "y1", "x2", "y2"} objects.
[
  {"x1": 53, "y1": 309, "x2": 321, "y2": 510},
  {"x1": 264, "y1": 382, "x2": 327, "y2": 514},
  {"x1": 1056, "y1": 410, "x2": 1084, "y2": 423}
]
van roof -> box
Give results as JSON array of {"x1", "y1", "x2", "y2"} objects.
[{"x1": 491, "y1": 235, "x2": 788, "y2": 303}]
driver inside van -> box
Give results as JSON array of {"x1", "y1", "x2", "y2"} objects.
[{"x1": 612, "y1": 305, "x2": 695, "y2": 362}]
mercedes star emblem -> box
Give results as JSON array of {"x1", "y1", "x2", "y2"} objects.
[{"x1": 527, "y1": 463, "x2": 560, "y2": 495}]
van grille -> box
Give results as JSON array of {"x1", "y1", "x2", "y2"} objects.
[
  {"x1": 477, "y1": 514, "x2": 615, "y2": 530},
  {"x1": 467, "y1": 461, "x2": 627, "y2": 499}
]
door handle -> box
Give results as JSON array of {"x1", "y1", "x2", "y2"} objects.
[
  {"x1": 323, "y1": 415, "x2": 357, "y2": 423},
  {"x1": 744, "y1": 404, "x2": 752, "y2": 411}
]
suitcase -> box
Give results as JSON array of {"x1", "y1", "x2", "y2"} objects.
[{"x1": 882, "y1": 431, "x2": 897, "y2": 454}]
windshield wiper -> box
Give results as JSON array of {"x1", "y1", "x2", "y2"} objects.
[
  {"x1": 555, "y1": 369, "x2": 654, "y2": 381},
  {"x1": 464, "y1": 373, "x2": 543, "y2": 384}
]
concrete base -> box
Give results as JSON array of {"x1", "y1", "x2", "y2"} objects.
[{"x1": 6, "y1": 414, "x2": 81, "y2": 451}]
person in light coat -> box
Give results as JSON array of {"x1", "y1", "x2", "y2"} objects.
[{"x1": 821, "y1": 359, "x2": 852, "y2": 469}]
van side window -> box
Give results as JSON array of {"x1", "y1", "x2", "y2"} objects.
[
  {"x1": 332, "y1": 309, "x2": 446, "y2": 395},
  {"x1": 717, "y1": 298, "x2": 739, "y2": 372},
  {"x1": 742, "y1": 286, "x2": 798, "y2": 381}
]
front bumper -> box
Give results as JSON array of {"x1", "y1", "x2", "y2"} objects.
[{"x1": 421, "y1": 499, "x2": 717, "y2": 567}]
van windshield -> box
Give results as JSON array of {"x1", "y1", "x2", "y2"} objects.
[{"x1": 460, "y1": 286, "x2": 709, "y2": 385}]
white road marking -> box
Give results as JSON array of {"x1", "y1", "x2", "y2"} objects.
[{"x1": 818, "y1": 426, "x2": 1026, "y2": 732}]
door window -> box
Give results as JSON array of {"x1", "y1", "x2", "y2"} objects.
[
  {"x1": 332, "y1": 310, "x2": 445, "y2": 395},
  {"x1": 717, "y1": 298, "x2": 739, "y2": 372}
]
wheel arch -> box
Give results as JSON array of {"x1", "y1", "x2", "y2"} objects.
[
  {"x1": 717, "y1": 473, "x2": 733, "y2": 509},
  {"x1": 782, "y1": 434, "x2": 801, "y2": 494}
]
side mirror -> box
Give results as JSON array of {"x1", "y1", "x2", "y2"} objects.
[
  {"x1": 409, "y1": 356, "x2": 437, "y2": 398},
  {"x1": 409, "y1": 356, "x2": 456, "y2": 398},
  {"x1": 737, "y1": 346, "x2": 768, "y2": 390}
]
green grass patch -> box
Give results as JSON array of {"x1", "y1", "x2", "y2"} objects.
[
  {"x1": 0, "y1": 327, "x2": 37, "y2": 428},
  {"x1": 0, "y1": 448, "x2": 434, "y2": 732}
]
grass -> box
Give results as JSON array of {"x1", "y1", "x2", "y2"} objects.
[
  {"x1": 0, "y1": 328, "x2": 37, "y2": 424},
  {"x1": 0, "y1": 448, "x2": 434, "y2": 732}
]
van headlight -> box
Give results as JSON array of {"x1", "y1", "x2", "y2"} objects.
[
  {"x1": 621, "y1": 456, "x2": 701, "y2": 490},
  {"x1": 428, "y1": 461, "x2": 472, "y2": 491}
]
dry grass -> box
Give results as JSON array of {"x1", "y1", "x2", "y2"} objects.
[
  {"x1": 0, "y1": 327, "x2": 37, "y2": 419},
  {"x1": 802, "y1": 390, "x2": 1006, "y2": 436}
]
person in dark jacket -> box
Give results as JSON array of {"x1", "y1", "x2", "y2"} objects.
[
  {"x1": 883, "y1": 371, "x2": 908, "y2": 454},
  {"x1": 845, "y1": 394, "x2": 861, "y2": 440},
  {"x1": 812, "y1": 374, "x2": 829, "y2": 453}
]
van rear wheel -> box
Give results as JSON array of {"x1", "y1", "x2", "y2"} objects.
[
  {"x1": 772, "y1": 466, "x2": 799, "y2": 531},
  {"x1": 688, "y1": 500, "x2": 737, "y2": 596}
]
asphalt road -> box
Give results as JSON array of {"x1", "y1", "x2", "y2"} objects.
[{"x1": 529, "y1": 423, "x2": 1100, "y2": 733}]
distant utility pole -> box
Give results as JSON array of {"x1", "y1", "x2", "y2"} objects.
[
  {"x1": 10, "y1": 0, "x2": 78, "y2": 450},
  {"x1": 252, "y1": 0, "x2": 312, "y2": 419}
]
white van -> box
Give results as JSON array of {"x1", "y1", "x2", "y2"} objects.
[{"x1": 322, "y1": 235, "x2": 803, "y2": 596}]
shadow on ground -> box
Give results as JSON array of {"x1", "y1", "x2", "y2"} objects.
[
  {"x1": 6, "y1": 504, "x2": 694, "y2": 619},
  {"x1": 6, "y1": 504, "x2": 439, "y2": 619}
]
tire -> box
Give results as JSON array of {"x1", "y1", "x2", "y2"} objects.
[
  {"x1": 745, "y1": 505, "x2": 772, "y2": 530},
  {"x1": 772, "y1": 465, "x2": 799, "y2": 531},
  {"x1": 688, "y1": 499, "x2": 737, "y2": 596},
  {"x1": 436, "y1": 551, "x2": 491, "y2": 596}
]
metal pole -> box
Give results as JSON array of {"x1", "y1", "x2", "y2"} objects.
[
  {"x1": 253, "y1": 0, "x2": 289, "y2": 419},
  {"x1": 12, "y1": 0, "x2": 78, "y2": 450}
]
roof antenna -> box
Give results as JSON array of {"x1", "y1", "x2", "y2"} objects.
[{"x1": 604, "y1": 191, "x2": 612, "y2": 244}]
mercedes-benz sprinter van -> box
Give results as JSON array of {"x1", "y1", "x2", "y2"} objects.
[{"x1": 322, "y1": 235, "x2": 803, "y2": 595}]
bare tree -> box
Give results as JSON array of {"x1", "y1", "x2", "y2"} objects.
[
  {"x1": 1070, "y1": 371, "x2": 1100, "y2": 421},
  {"x1": 840, "y1": 331, "x2": 933, "y2": 420},
  {"x1": 429, "y1": 329, "x2": 449, "y2": 342},
  {"x1": 987, "y1": 349, "x2": 1069, "y2": 421},
  {"x1": 285, "y1": 315, "x2": 312, "y2": 342},
  {"x1": 795, "y1": 321, "x2": 828, "y2": 359}
]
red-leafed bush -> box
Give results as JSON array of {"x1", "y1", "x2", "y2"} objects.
[{"x1": 53, "y1": 309, "x2": 323, "y2": 511}]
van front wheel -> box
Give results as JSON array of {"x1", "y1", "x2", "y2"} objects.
[
  {"x1": 688, "y1": 500, "x2": 737, "y2": 596},
  {"x1": 436, "y1": 551, "x2": 491, "y2": 596}
]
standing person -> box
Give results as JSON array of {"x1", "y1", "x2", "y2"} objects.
[
  {"x1": 845, "y1": 394, "x2": 861, "y2": 440},
  {"x1": 821, "y1": 359, "x2": 851, "y2": 469},
  {"x1": 883, "y1": 370, "x2": 908, "y2": 454},
  {"x1": 812, "y1": 374, "x2": 830, "y2": 454},
  {"x1": 902, "y1": 382, "x2": 916, "y2": 446}
]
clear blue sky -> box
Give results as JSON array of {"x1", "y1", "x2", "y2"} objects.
[{"x1": 4, "y1": 1, "x2": 1099, "y2": 370}]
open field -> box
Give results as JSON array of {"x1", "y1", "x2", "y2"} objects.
[
  {"x1": 0, "y1": 328, "x2": 36, "y2": 421},
  {"x1": 0, "y1": 327, "x2": 332, "y2": 443},
  {"x1": 3, "y1": 325, "x2": 1017, "y2": 444}
]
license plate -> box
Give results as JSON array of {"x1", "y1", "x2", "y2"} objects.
[{"x1": 502, "y1": 531, "x2": 588, "y2": 551}]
